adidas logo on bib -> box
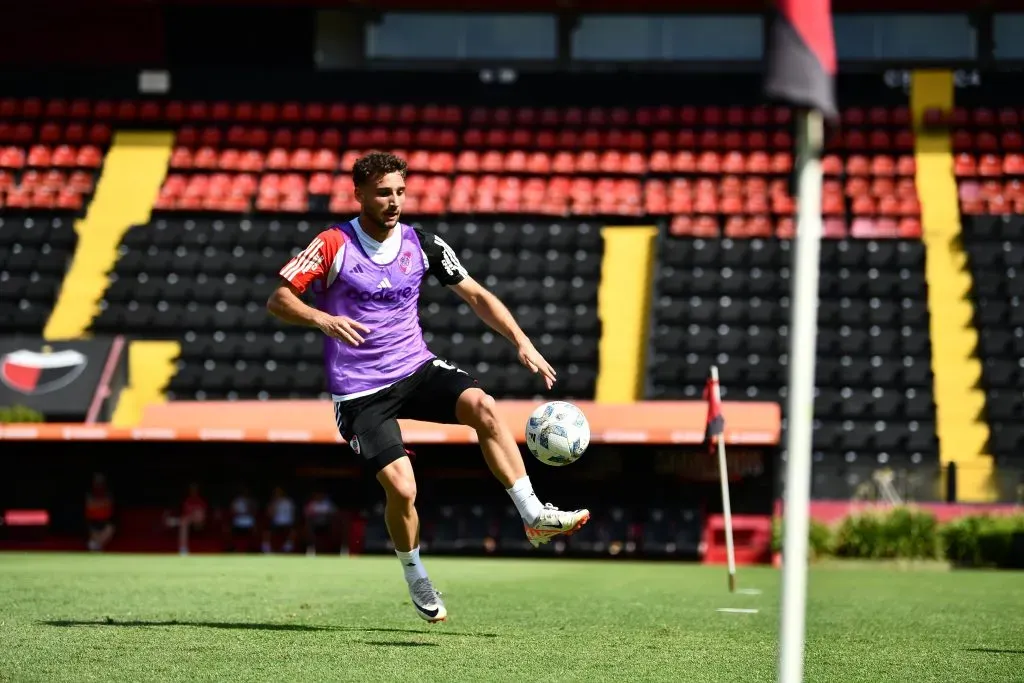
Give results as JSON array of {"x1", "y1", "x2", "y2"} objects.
[{"x1": 377, "y1": 277, "x2": 392, "y2": 289}]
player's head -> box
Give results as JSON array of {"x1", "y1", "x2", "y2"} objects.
[{"x1": 353, "y1": 151, "x2": 407, "y2": 231}]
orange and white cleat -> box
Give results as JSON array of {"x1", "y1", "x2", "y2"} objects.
[{"x1": 524, "y1": 503, "x2": 591, "y2": 548}]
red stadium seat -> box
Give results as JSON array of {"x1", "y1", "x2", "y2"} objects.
[
  {"x1": 190, "y1": 146, "x2": 216, "y2": 170},
  {"x1": 852, "y1": 195, "x2": 876, "y2": 216},
  {"x1": 973, "y1": 108, "x2": 995, "y2": 128},
  {"x1": 289, "y1": 149, "x2": 312, "y2": 171},
  {"x1": 171, "y1": 147, "x2": 193, "y2": 170},
  {"x1": 27, "y1": 145, "x2": 51, "y2": 167},
  {"x1": 65, "y1": 123, "x2": 85, "y2": 145},
  {"x1": 217, "y1": 150, "x2": 238, "y2": 172},
  {"x1": 1004, "y1": 154, "x2": 1024, "y2": 175},
  {"x1": 846, "y1": 154, "x2": 870, "y2": 176},
  {"x1": 746, "y1": 151, "x2": 770, "y2": 174},
  {"x1": 977, "y1": 132, "x2": 999, "y2": 151},
  {"x1": 819, "y1": 217, "x2": 845, "y2": 238},
  {"x1": 770, "y1": 153, "x2": 792, "y2": 175},
  {"x1": 319, "y1": 129, "x2": 342, "y2": 149},
  {"x1": 896, "y1": 155, "x2": 916, "y2": 176},
  {"x1": 871, "y1": 155, "x2": 896, "y2": 177},
  {"x1": 979, "y1": 154, "x2": 1003, "y2": 177},
  {"x1": 6, "y1": 187, "x2": 30, "y2": 208},
  {"x1": 722, "y1": 152, "x2": 745, "y2": 175},
  {"x1": 920, "y1": 107, "x2": 946, "y2": 129},
  {"x1": 481, "y1": 151, "x2": 504, "y2": 173},
  {"x1": 897, "y1": 218, "x2": 921, "y2": 237},
  {"x1": 954, "y1": 153, "x2": 976, "y2": 177},
  {"x1": 39, "y1": 123, "x2": 61, "y2": 144},
  {"x1": 265, "y1": 148, "x2": 289, "y2": 171}
]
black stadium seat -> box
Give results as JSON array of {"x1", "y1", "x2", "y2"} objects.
[
  {"x1": 0, "y1": 213, "x2": 78, "y2": 334},
  {"x1": 91, "y1": 215, "x2": 603, "y2": 401},
  {"x1": 963, "y1": 214, "x2": 1024, "y2": 464},
  {"x1": 646, "y1": 235, "x2": 938, "y2": 478}
]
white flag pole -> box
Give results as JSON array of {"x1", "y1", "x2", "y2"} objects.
[
  {"x1": 710, "y1": 365, "x2": 737, "y2": 592},
  {"x1": 777, "y1": 107, "x2": 825, "y2": 683}
]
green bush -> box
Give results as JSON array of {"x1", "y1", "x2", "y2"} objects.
[
  {"x1": 832, "y1": 507, "x2": 939, "y2": 560},
  {"x1": 771, "y1": 516, "x2": 833, "y2": 559},
  {"x1": 809, "y1": 519, "x2": 834, "y2": 558},
  {"x1": 0, "y1": 405, "x2": 44, "y2": 424},
  {"x1": 941, "y1": 514, "x2": 1024, "y2": 567},
  {"x1": 771, "y1": 507, "x2": 1023, "y2": 567}
]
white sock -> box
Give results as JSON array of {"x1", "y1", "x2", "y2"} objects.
[
  {"x1": 506, "y1": 476, "x2": 543, "y2": 525},
  {"x1": 396, "y1": 547, "x2": 429, "y2": 583}
]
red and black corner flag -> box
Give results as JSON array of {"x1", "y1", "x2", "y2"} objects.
[
  {"x1": 764, "y1": 0, "x2": 838, "y2": 119},
  {"x1": 703, "y1": 373, "x2": 725, "y2": 454}
]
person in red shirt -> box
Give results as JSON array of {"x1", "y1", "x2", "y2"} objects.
[
  {"x1": 85, "y1": 473, "x2": 114, "y2": 552},
  {"x1": 178, "y1": 482, "x2": 208, "y2": 555}
]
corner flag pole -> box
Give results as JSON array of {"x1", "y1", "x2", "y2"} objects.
[
  {"x1": 764, "y1": 0, "x2": 836, "y2": 678},
  {"x1": 777, "y1": 108, "x2": 825, "y2": 683},
  {"x1": 709, "y1": 365, "x2": 737, "y2": 593}
]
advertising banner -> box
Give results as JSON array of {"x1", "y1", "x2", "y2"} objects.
[{"x1": 0, "y1": 338, "x2": 124, "y2": 421}]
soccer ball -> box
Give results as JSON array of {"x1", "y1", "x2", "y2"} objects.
[{"x1": 525, "y1": 401, "x2": 590, "y2": 466}]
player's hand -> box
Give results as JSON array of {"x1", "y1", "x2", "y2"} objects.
[
  {"x1": 317, "y1": 315, "x2": 371, "y2": 346},
  {"x1": 517, "y1": 341, "x2": 557, "y2": 390}
]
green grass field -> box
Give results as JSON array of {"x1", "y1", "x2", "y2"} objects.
[{"x1": 0, "y1": 553, "x2": 1021, "y2": 682}]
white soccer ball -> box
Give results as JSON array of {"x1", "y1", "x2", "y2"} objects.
[{"x1": 525, "y1": 401, "x2": 590, "y2": 466}]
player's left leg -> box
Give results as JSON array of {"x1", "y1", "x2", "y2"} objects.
[{"x1": 454, "y1": 388, "x2": 590, "y2": 547}]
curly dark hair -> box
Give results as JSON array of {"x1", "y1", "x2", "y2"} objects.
[{"x1": 352, "y1": 151, "x2": 408, "y2": 187}]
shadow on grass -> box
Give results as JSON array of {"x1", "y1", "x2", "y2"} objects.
[
  {"x1": 357, "y1": 640, "x2": 440, "y2": 648},
  {"x1": 40, "y1": 619, "x2": 497, "y2": 638},
  {"x1": 964, "y1": 648, "x2": 1024, "y2": 655}
]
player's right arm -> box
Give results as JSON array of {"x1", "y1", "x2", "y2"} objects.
[{"x1": 267, "y1": 230, "x2": 370, "y2": 346}]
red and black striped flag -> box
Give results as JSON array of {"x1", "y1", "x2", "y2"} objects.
[
  {"x1": 703, "y1": 374, "x2": 725, "y2": 454},
  {"x1": 764, "y1": 0, "x2": 837, "y2": 119}
]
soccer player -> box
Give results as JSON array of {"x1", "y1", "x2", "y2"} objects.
[{"x1": 268, "y1": 151, "x2": 590, "y2": 623}]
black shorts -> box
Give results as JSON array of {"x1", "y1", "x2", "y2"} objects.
[
  {"x1": 88, "y1": 520, "x2": 112, "y2": 534},
  {"x1": 333, "y1": 357, "x2": 479, "y2": 471}
]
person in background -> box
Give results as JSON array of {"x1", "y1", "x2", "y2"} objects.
[
  {"x1": 262, "y1": 486, "x2": 297, "y2": 554},
  {"x1": 303, "y1": 490, "x2": 339, "y2": 556},
  {"x1": 178, "y1": 482, "x2": 208, "y2": 555},
  {"x1": 225, "y1": 485, "x2": 259, "y2": 553},
  {"x1": 85, "y1": 473, "x2": 114, "y2": 552}
]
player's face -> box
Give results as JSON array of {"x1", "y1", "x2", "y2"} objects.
[{"x1": 357, "y1": 172, "x2": 406, "y2": 231}]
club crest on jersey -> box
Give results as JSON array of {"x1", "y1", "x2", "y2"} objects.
[
  {"x1": 349, "y1": 435, "x2": 361, "y2": 454},
  {"x1": 398, "y1": 251, "x2": 413, "y2": 275}
]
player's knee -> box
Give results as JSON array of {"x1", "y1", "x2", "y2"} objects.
[
  {"x1": 467, "y1": 391, "x2": 501, "y2": 435},
  {"x1": 383, "y1": 472, "x2": 417, "y2": 505}
]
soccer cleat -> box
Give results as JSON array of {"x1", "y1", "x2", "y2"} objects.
[
  {"x1": 408, "y1": 577, "x2": 447, "y2": 623},
  {"x1": 524, "y1": 503, "x2": 591, "y2": 548}
]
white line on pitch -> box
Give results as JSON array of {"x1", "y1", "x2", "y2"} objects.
[
  {"x1": 716, "y1": 608, "x2": 760, "y2": 614},
  {"x1": 737, "y1": 588, "x2": 762, "y2": 595}
]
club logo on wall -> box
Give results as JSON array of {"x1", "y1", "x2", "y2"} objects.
[{"x1": 0, "y1": 347, "x2": 88, "y2": 395}]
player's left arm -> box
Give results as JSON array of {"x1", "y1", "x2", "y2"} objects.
[{"x1": 451, "y1": 276, "x2": 557, "y2": 390}]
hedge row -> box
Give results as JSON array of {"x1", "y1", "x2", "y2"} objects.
[
  {"x1": 0, "y1": 405, "x2": 44, "y2": 424},
  {"x1": 772, "y1": 507, "x2": 1024, "y2": 568}
]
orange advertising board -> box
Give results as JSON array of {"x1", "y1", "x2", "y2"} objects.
[{"x1": 0, "y1": 400, "x2": 780, "y2": 445}]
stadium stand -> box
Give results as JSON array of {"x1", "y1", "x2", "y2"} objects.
[
  {"x1": 963, "y1": 215, "x2": 1024, "y2": 462},
  {"x1": 0, "y1": 213, "x2": 79, "y2": 335},
  {"x1": 646, "y1": 105, "x2": 938, "y2": 468},
  {"x1": 91, "y1": 213, "x2": 603, "y2": 400},
  {"x1": 954, "y1": 105, "x2": 1024, "y2": 465},
  {"x1": 0, "y1": 97, "x2": 110, "y2": 335}
]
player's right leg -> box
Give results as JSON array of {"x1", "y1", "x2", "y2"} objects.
[
  {"x1": 335, "y1": 396, "x2": 447, "y2": 623},
  {"x1": 376, "y1": 455, "x2": 446, "y2": 623}
]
